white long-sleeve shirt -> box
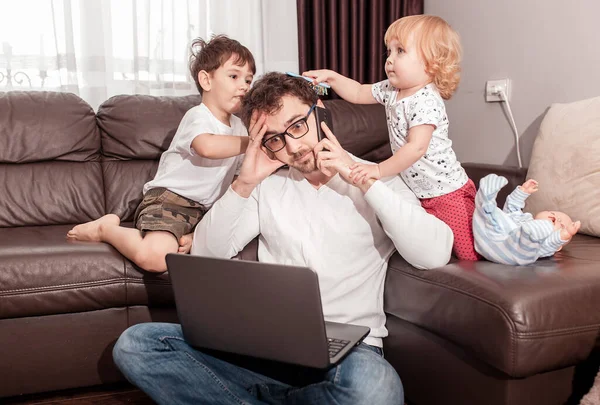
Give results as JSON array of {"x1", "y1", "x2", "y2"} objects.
[{"x1": 192, "y1": 158, "x2": 453, "y2": 347}]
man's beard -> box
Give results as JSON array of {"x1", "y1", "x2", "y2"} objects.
[{"x1": 288, "y1": 149, "x2": 318, "y2": 174}]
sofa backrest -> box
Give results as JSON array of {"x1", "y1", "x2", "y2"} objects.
[
  {"x1": 0, "y1": 91, "x2": 104, "y2": 227},
  {"x1": 322, "y1": 99, "x2": 391, "y2": 163},
  {"x1": 1, "y1": 91, "x2": 391, "y2": 228},
  {"x1": 97, "y1": 94, "x2": 202, "y2": 221}
]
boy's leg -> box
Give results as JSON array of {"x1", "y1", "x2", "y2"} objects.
[
  {"x1": 101, "y1": 228, "x2": 178, "y2": 272},
  {"x1": 68, "y1": 188, "x2": 205, "y2": 271},
  {"x1": 135, "y1": 188, "x2": 206, "y2": 260},
  {"x1": 113, "y1": 323, "x2": 290, "y2": 405},
  {"x1": 67, "y1": 214, "x2": 121, "y2": 242},
  {"x1": 178, "y1": 232, "x2": 194, "y2": 254},
  {"x1": 68, "y1": 218, "x2": 178, "y2": 272}
]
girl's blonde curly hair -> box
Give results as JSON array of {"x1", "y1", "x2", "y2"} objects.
[{"x1": 384, "y1": 15, "x2": 461, "y2": 100}]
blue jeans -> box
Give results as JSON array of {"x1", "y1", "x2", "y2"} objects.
[{"x1": 113, "y1": 322, "x2": 404, "y2": 405}]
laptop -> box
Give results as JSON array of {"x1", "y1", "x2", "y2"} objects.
[{"x1": 166, "y1": 254, "x2": 371, "y2": 369}]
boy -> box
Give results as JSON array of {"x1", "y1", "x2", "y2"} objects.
[{"x1": 67, "y1": 35, "x2": 255, "y2": 272}]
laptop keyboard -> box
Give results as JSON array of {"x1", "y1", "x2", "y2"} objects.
[{"x1": 327, "y1": 338, "x2": 351, "y2": 358}]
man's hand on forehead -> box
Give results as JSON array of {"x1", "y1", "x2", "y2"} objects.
[{"x1": 233, "y1": 111, "x2": 283, "y2": 197}]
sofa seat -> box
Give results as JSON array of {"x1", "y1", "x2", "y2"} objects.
[
  {"x1": 0, "y1": 224, "x2": 174, "y2": 320},
  {"x1": 384, "y1": 234, "x2": 600, "y2": 379}
]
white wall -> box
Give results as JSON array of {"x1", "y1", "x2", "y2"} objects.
[
  {"x1": 426, "y1": 0, "x2": 600, "y2": 167},
  {"x1": 261, "y1": 0, "x2": 299, "y2": 74},
  {"x1": 209, "y1": 0, "x2": 299, "y2": 76}
]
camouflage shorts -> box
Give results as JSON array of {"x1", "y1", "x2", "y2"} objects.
[{"x1": 134, "y1": 187, "x2": 207, "y2": 241}]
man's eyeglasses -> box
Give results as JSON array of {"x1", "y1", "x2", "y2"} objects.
[{"x1": 261, "y1": 104, "x2": 316, "y2": 153}]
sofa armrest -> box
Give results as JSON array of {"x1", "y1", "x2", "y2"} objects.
[{"x1": 462, "y1": 163, "x2": 528, "y2": 207}]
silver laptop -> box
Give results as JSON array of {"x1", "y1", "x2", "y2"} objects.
[{"x1": 166, "y1": 254, "x2": 370, "y2": 369}]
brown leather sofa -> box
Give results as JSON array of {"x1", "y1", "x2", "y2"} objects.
[{"x1": 1, "y1": 91, "x2": 599, "y2": 404}]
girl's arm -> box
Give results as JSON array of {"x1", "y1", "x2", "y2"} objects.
[
  {"x1": 302, "y1": 69, "x2": 377, "y2": 105},
  {"x1": 191, "y1": 134, "x2": 249, "y2": 159},
  {"x1": 378, "y1": 124, "x2": 434, "y2": 177}
]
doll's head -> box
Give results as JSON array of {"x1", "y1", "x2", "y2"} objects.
[
  {"x1": 535, "y1": 210, "x2": 574, "y2": 231},
  {"x1": 384, "y1": 15, "x2": 461, "y2": 100}
]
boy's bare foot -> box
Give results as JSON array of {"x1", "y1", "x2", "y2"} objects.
[
  {"x1": 178, "y1": 233, "x2": 194, "y2": 254},
  {"x1": 66, "y1": 214, "x2": 121, "y2": 242}
]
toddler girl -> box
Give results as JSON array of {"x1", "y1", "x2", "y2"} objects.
[{"x1": 303, "y1": 15, "x2": 479, "y2": 260}]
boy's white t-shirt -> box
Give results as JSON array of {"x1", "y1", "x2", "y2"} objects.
[
  {"x1": 143, "y1": 103, "x2": 247, "y2": 208},
  {"x1": 372, "y1": 80, "x2": 467, "y2": 198}
]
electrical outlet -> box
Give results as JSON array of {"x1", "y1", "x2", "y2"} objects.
[{"x1": 485, "y1": 79, "x2": 510, "y2": 102}]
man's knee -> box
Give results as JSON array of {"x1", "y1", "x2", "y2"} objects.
[
  {"x1": 113, "y1": 323, "x2": 179, "y2": 371},
  {"x1": 341, "y1": 349, "x2": 404, "y2": 404},
  {"x1": 113, "y1": 324, "x2": 149, "y2": 367},
  {"x1": 354, "y1": 364, "x2": 403, "y2": 405}
]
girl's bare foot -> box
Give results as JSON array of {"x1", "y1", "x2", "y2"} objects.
[
  {"x1": 66, "y1": 214, "x2": 121, "y2": 242},
  {"x1": 178, "y1": 233, "x2": 194, "y2": 254}
]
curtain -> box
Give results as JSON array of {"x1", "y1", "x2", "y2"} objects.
[
  {"x1": 0, "y1": 0, "x2": 299, "y2": 110},
  {"x1": 296, "y1": 0, "x2": 423, "y2": 97}
]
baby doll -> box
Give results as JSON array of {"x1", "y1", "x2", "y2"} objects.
[{"x1": 472, "y1": 173, "x2": 580, "y2": 265}]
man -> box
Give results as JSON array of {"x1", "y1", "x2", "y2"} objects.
[{"x1": 113, "y1": 72, "x2": 453, "y2": 404}]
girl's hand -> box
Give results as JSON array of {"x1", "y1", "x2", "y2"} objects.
[
  {"x1": 520, "y1": 179, "x2": 538, "y2": 194},
  {"x1": 349, "y1": 163, "x2": 381, "y2": 184},
  {"x1": 302, "y1": 69, "x2": 337, "y2": 87}
]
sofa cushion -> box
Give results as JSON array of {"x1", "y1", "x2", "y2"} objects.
[
  {"x1": 103, "y1": 160, "x2": 157, "y2": 221},
  {"x1": 97, "y1": 94, "x2": 203, "y2": 160},
  {"x1": 0, "y1": 224, "x2": 178, "y2": 320},
  {"x1": 0, "y1": 161, "x2": 105, "y2": 227},
  {"x1": 0, "y1": 92, "x2": 104, "y2": 227},
  {"x1": 0, "y1": 92, "x2": 99, "y2": 163},
  {"x1": 525, "y1": 96, "x2": 600, "y2": 237},
  {"x1": 0, "y1": 225, "x2": 128, "y2": 319},
  {"x1": 384, "y1": 234, "x2": 600, "y2": 378}
]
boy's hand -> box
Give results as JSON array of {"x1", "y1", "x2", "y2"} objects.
[
  {"x1": 233, "y1": 112, "x2": 284, "y2": 197},
  {"x1": 560, "y1": 220, "x2": 581, "y2": 242},
  {"x1": 302, "y1": 69, "x2": 337, "y2": 87},
  {"x1": 349, "y1": 163, "x2": 381, "y2": 185},
  {"x1": 178, "y1": 233, "x2": 194, "y2": 254},
  {"x1": 520, "y1": 179, "x2": 538, "y2": 194}
]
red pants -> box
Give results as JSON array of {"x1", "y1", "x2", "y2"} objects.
[{"x1": 420, "y1": 179, "x2": 481, "y2": 261}]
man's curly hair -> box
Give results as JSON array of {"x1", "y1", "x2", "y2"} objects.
[{"x1": 240, "y1": 72, "x2": 318, "y2": 128}]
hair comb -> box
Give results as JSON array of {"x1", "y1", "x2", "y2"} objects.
[{"x1": 285, "y1": 71, "x2": 330, "y2": 96}]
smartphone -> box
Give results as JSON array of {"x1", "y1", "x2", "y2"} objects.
[{"x1": 314, "y1": 106, "x2": 334, "y2": 142}]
